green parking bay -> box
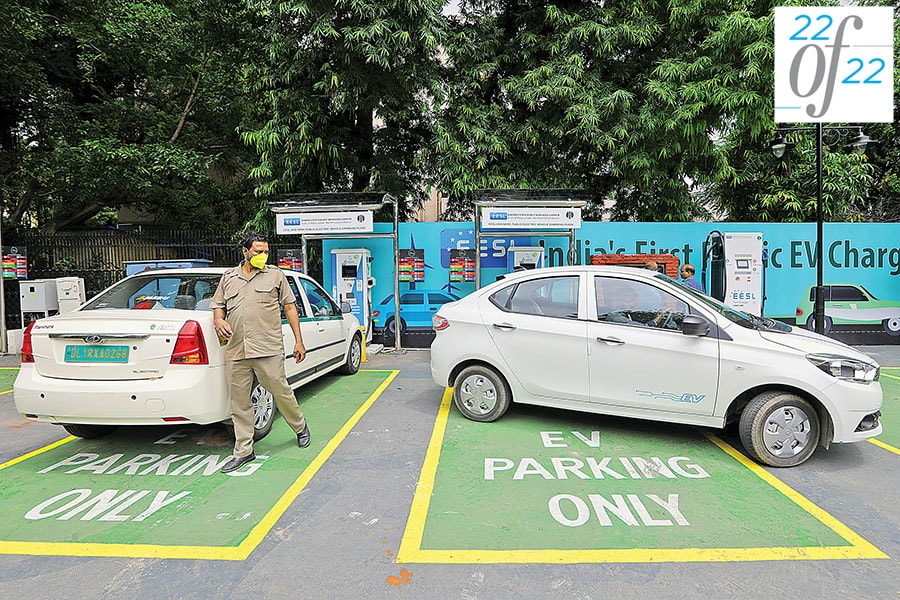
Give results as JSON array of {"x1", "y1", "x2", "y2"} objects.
[
  {"x1": 0, "y1": 370, "x2": 396, "y2": 560},
  {"x1": 398, "y1": 390, "x2": 886, "y2": 563}
]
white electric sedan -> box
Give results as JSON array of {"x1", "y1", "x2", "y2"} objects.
[
  {"x1": 15, "y1": 268, "x2": 362, "y2": 439},
  {"x1": 430, "y1": 266, "x2": 883, "y2": 467}
]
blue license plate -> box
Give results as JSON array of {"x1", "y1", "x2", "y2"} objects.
[{"x1": 64, "y1": 345, "x2": 129, "y2": 363}]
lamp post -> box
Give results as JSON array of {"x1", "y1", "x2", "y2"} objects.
[{"x1": 766, "y1": 125, "x2": 876, "y2": 335}]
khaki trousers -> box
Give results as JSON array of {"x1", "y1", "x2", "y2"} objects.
[{"x1": 225, "y1": 354, "x2": 307, "y2": 457}]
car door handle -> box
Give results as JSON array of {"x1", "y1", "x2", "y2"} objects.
[
  {"x1": 596, "y1": 336, "x2": 625, "y2": 345},
  {"x1": 492, "y1": 322, "x2": 516, "y2": 331}
]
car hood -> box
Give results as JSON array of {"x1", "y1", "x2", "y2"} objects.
[{"x1": 758, "y1": 326, "x2": 877, "y2": 365}]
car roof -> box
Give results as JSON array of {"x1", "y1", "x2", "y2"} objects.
[
  {"x1": 125, "y1": 267, "x2": 309, "y2": 279},
  {"x1": 496, "y1": 264, "x2": 663, "y2": 281}
]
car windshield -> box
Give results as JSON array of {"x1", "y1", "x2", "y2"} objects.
[
  {"x1": 81, "y1": 273, "x2": 222, "y2": 311},
  {"x1": 655, "y1": 274, "x2": 789, "y2": 332}
]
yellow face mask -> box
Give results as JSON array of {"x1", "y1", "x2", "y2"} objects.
[{"x1": 248, "y1": 252, "x2": 268, "y2": 270}]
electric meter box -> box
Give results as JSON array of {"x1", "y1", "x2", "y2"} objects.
[
  {"x1": 56, "y1": 276, "x2": 86, "y2": 313},
  {"x1": 19, "y1": 279, "x2": 59, "y2": 312},
  {"x1": 507, "y1": 246, "x2": 545, "y2": 272}
]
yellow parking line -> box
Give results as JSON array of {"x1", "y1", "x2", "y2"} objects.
[
  {"x1": 397, "y1": 389, "x2": 887, "y2": 564},
  {"x1": 0, "y1": 370, "x2": 399, "y2": 561},
  {"x1": 869, "y1": 438, "x2": 900, "y2": 456}
]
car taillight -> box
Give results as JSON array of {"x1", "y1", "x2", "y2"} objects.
[
  {"x1": 373, "y1": 309, "x2": 381, "y2": 317},
  {"x1": 796, "y1": 308, "x2": 804, "y2": 316},
  {"x1": 170, "y1": 320, "x2": 209, "y2": 364},
  {"x1": 21, "y1": 321, "x2": 35, "y2": 363},
  {"x1": 432, "y1": 315, "x2": 450, "y2": 331}
]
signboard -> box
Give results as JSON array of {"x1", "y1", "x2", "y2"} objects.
[
  {"x1": 1, "y1": 246, "x2": 27, "y2": 279},
  {"x1": 276, "y1": 211, "x2": 374, "y2": 235},
  {"x1": 398, "y1": 249, "x2": 425, "y2": 283},
  {"x1": 276, "y1": 249, "x2": 303, "y2": 271},
  {"x1": 449, "y1": 249, "x2": 476, "y2": 282},
  {"x1": 775, "y1": 7, "x2": 894, "y2": 123},
  {"x1": 480, "y1": 207, "x2": 581, "y2": 230}
]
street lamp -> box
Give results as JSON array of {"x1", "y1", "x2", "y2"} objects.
[{"x1": 766, "y1": 124, "x2": 877, "y2": 335}]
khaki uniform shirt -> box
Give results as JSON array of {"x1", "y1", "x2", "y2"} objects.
[{"x1": 210, "y1": 264, "x2": 297, "y2": 361}]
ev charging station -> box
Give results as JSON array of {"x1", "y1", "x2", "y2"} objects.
[
  {"x1": 270, "y1": 193, "x2": 401, "y2": 351},
  {"x1": 507, "y1": 247, "x2": 544, "y2": 272},
  {"x1": 330, "y1": 248, "x2": 375, "y2": 343},
  {"x1": 474, "y1": 189, "x2": 588, "y2": 288},
  {"x1": 703, "y1": 231, "x2": 765, "y2": 316}
]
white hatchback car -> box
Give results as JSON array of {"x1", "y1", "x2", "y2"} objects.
[
  {"x1": 430, "y1": 266, "x2": 883, "y2": 467},
  {"x1": 15, "y1": 268, "x2": 362, "y2": 440}
]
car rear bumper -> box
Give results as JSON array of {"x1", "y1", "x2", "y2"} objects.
[{"x1": 13, "y1": 364, "x2": 229, "y2": 425}]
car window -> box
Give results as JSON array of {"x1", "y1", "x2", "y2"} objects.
[
  {"x1": 81, "y1": 274, "x2": 223, "y2": 311},
  {"x1": 595, "y1": 277, "x2": 688, "y2": 331},
  {"x1": 286, "y1": 277, "x2": 307, "y2": 318},
  {"x1": 832, "y1": 286, "x2": 867, "y2": 302},
  {"x1": 300, "y1": 278, "x2": 340, "y2": 318},
  {"x1": 499, "y1": 276, "x2": 579, "y2": 318},
  {"x1": 428, "y1": 293, "x2": 457, "y2": 305},
  {"x1": 400, "y1": 293, "x2": 424, "y2": 305},
  {"x1": 810, "y1": 287, "x2": 832, "y2": 302}
]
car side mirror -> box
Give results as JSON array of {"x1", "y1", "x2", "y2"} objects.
[
  {"x1": 681, "y1": 314, "x2": 710, "y2": 336},
  {"x1": 340, "y1": 301, "x2": 352, "y2": 314}
]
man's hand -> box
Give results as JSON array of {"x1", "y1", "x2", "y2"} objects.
[
  {"x1": 213, "y1": 316, "x2": 233, "y2": 343},
  {"x1": 293, "y1": 341, "x2": 306, "y2": 363}
]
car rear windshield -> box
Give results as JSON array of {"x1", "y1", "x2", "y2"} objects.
[{"x1": 81, "y1": 274, "x2": 222, "y2": 311}]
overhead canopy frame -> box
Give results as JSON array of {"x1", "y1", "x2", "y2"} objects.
[
  {"x1": 474, "y1": 189, "x2": 589, "y2": 288},
  {"x1": 268, "y1": 192, "x2": 402, "y2": 351}
]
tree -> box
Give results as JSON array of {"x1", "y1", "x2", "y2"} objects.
[
  {"x1": 239, "y1": 0, "x2": 448, "y2": 225},
  {"x1": 0, "y1": 0, "x2": 267, "y2": 233}
]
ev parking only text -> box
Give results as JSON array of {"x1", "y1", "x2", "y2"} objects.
[{"x1": 484, "y1": 431, "x2": 711, "y2": 528}]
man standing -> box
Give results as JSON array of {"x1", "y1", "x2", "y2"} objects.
[
  {"x1": 211, "y1": 232, "x2": 311, "y2": 474},
  {"x1": 681, "y1": 263, "x2": 703, "y2": 292}
]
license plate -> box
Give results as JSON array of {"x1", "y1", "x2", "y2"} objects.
[{"x1": 64, "y1": 345, "x2": 130, "y2": 363}]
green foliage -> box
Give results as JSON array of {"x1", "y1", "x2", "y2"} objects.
[{"x1": 239, "y1": 0, "x2": 448, "y2": 222}]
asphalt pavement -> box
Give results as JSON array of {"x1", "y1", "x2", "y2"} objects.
[{"x1": 0, "y1": 346, "x2": 897, "y2": 599}]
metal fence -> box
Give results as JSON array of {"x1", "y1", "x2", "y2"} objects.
[{"x1": 3, "y1": 228, "x2": 320, "y2": 331}]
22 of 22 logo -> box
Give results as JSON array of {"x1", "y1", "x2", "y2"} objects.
[{"x1": 774, "y1": 7, "x2": 894, "y2": 124}]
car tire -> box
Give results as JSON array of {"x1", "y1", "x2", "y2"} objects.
[
  {"x1": 453, "y1": 365, "x2": 511, "y2": 422},
  {"x1": 882, "y1": 317, "x2": 900, "y2": 336},
  {"x1": 805, "y1": 315, "x2": 833, "y2": 333},
  {"x1": 739, "y1": 391, "x2": 819, "y2": 467},
  {"x1": 340, "y1": 333, "x2": 362, "y2": 375},
  {"x1": 62, "y1": 424, "x2": 118, "y2": 439},
  {"x1": 385, "y1": 317, "x2": 406, "y2": 335}
]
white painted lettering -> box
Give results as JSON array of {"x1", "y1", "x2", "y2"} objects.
[
  {"x1": 138, "y1": 455, "x2": 194, "y2": 475},
  {"x1": 155, "y1": 432, "x2": 187, "y2": 445},
  {"x1": 513, "y1": 458, "x2": 554, "y2": 480},
  {"x1": 133, "y1": 491, "x2": 192, "y2": 521},
  {"x1": 67, "y1": 454, "x2": 125, "y2": 474},
  {"x1": 571, "y1": 431, "x2": 601, "y2": 448},
  {"x1": 540, "y1": 431, "x2": 566, "y2": 447},
  {"x1": 588, "y1": 494, "x2": 639, "y2": 526},
  {"x1": 548, "y1": 494, "x2": 589, "y2": 527},
  {"x1": 647, "y1": 494, "x2": 689, "y2": 526},
  {"x1": 631, "y1": 457, "x2": 675, "y2": 479},
  {"x1": 25, "y1": 490, "x2": 93, "y2": 519},
  {"x1": 484, "y1": 458, "x2": 514, "y2": 480},
  {"x1": 106, "y1": 454, "x2": 162, "y2": 475},
  {"x1": 184, "y1": 455, "x2": 232, "y2": 476},
  {"x1": 585, "y1": 457, "x2": 625, "y2": 479},
  {"x1": 619, "y1": 458, "x2": 641, "y2": 479},
  {"x1": 57, "y1": 489, "x2": 139, "y2": 521},
  {"x1": 550, "y1": 457, "x2": 590, "y2": 480},
  {"x1": 627, "y1": 494, "x2": 672, "y2": 526},
  {"x1": 668, "y1": 457, "x2": 710, "y2": 478},
  {"x1": 99, "y1": 490, "x2": 153, "y2": 521},
  {"x1": 38, "y1": 453, "x2": 98, "y2": 474}
]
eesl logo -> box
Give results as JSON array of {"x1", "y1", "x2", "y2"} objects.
[
  {"x1": 283, "y1": 218, "x2": 302, "y2": 226},
  {"x1": 489, "y1": 212, "x2": 508, "y2": 220}
]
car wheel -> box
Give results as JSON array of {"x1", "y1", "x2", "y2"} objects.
[
  {"x1": 453, "y1": 365, "x2": 511, "y2": 422},
  {"x1": 340, "y1": 332, "x2": 362, "y2": 375},
  {"x1": 62, "y1": 424, "x2": 118, "y2": 439},
  {"x1": 250, "y1": 377, "x2": 277, "y2": 441},
  {"x1": 386, "y1": 317, "x2": 406, "y2": 335},
  {"x1": 805, "y1": 315, "x2": 833, "y2": 333},
  {"x1": 882, "y1": 317, "x2": 900, "y2": 336},
  {"x1": 739, "y1": 391, "x2": 819, "y2": 467}
]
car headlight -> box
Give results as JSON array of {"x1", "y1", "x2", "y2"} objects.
[{"x1": 807, "y1": 353, "x2": 880, "y2": 383}]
